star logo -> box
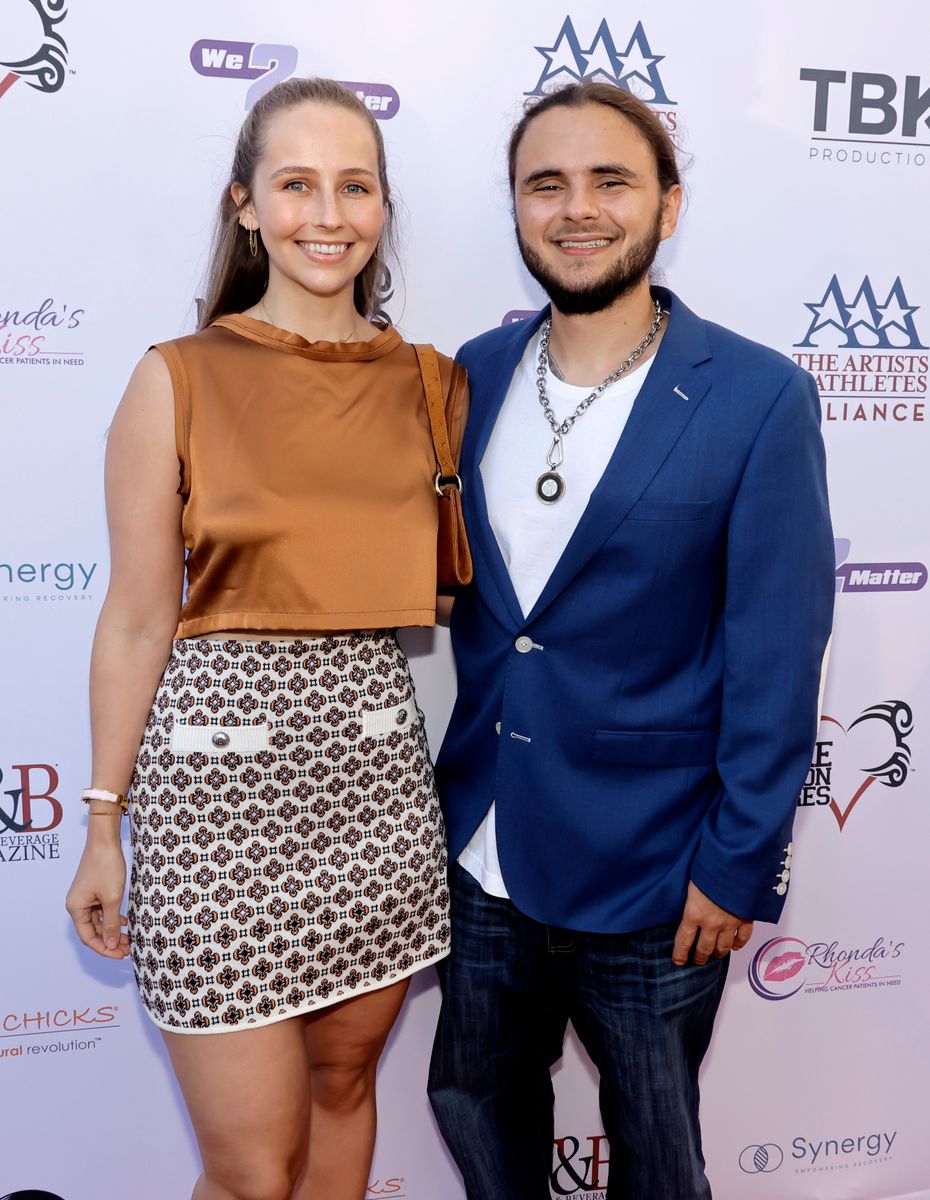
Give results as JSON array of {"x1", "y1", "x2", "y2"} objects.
[
  {"x1": 526, "y1": 16, "x2": 675, "y2": 105},
  {"x1": 795, "y1": 275, "x2": 926, "y2": 349}
]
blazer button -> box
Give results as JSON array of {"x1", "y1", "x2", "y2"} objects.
[
  {"x1": 775, "y1": 882, "x2": 788, "y2": 896},
  {"x1": 211, "y1": 731, "x2": 230, "y2": 748},
  {"x1": 515, "y1": 636, "x2": 533, "y2": 653}
]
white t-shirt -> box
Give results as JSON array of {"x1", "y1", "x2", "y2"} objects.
[{"x1": 457, "y1": 329, "x2": 654, "y2": 898}]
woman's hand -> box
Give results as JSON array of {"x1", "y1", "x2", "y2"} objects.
[{"x1": 65, "y1": 834, "x2": 131, "y2": 959}]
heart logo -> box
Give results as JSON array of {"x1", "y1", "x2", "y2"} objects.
[{"x1": 811, "y1": 702, "x2": 913, "y2": 831}]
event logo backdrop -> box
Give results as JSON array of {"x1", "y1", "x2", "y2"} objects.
[{"x1": 1, "y1": 4, "x2": 927, "y2": 1199}]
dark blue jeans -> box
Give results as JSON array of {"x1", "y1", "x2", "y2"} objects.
[{"x1": 428, "y1": 864, "x2": 728, "y2": 1200}]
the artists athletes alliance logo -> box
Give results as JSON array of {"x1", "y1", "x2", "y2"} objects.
[
  {"x1": 798, "y1": 699, "x2": 913, "y2": 831},
  {"x1": 801, "y1": 66, "x2": 929, "y2": 168},
  {"x1": 527, "y1": 17, "x2": 676, "y2": 133},
  {"x1": 0, "y1": 1, "x2": 68, "y2": 104},
  {"x1": 190, "y1": 39, "x2": 399, "y2": 118},
  {"x1": 792, "y1": 276, "x2": 927, "y2": 422},
  {"x1": 749, "y1": 934, "x2": 904, "y2": 1000}
]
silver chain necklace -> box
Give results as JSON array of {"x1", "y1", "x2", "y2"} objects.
[{"x1": 534, "y1": 297, "x2": 664, "y2": 503}]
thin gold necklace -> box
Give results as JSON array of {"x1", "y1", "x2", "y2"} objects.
[{"x1": 259, "y1": 297, "x2": 359, "y2": 343}]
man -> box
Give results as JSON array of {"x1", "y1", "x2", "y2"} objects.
[{"x1": 427, "y1": 81, "x2": 834, "y2": 1200}]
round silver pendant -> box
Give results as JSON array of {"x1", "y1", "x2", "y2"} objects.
[{"x1": 536, "y1": 471, "x2": 565, "y2": 504}]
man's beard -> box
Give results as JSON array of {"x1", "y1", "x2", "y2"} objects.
[{"x1": 516, "y1": 211, "x2": 662, "y2": 316}]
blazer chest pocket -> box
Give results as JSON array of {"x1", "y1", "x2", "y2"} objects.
[
  {"x1": 170, "y1": 721, "x2": 272, "y2": 754},
  {"x1": 592, "y1": 729, "x2": 717, "y2": 767},
  {"x1": 627, "y1": 500, "x2": 711, "y2": 522}
]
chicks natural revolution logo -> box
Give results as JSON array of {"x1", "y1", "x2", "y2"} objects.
[{"x1": 0, "y1": 1, "x2": 68, "y2": 103}]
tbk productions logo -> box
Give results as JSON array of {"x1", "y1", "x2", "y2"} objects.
[
  {"x1": 801, "y1": 67, "x2": 928, "y2": 168},
  {"x1": 551, "y1": 1135, "x2": 609, "y2": 1197},
  {"x1": 792, "y1": 276, "x2": 927, "y2": 423},
  {"x1": 0, "y1": 763, "x2": 62, "y2": 864},
  {"x1": 527, "y1": 17, "x2": 677, "y2": 134},
  {"x1": 834, "y1": 538, "x2": 926, "y2": 595},
  {"x1": 798, "y1": 699, "x2": 913, "y2": 831},
  {"x1": 0, "y1": 0, "x2": 68, "y2": 103},
  {"x1": 749, "y1": 935, "x2": 904, "y2": 1001},
  {"x1": 190, "y1": 40, "x2": 399, "y2": 118}
]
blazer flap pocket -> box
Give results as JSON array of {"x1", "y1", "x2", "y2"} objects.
[
  {"x1": 362, "y1": 697, "x2": 418, "y2": 737},
  {"x1": 627, "y1": 500, "x2": 711, "y2": 522},
  {"x1": 592, "y1": 729, "x2": 717, "y2": 767},
  {"x1": 170, "y1": 721, "x2": 272, "y2": 754}
]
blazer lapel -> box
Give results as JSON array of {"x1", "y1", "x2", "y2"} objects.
[
  {"x1": 526, "y1": 289, "x2": 714, "y2": 624},
  {"x1": 461, "y1": 313, "x2": 548, "y2": 629}
]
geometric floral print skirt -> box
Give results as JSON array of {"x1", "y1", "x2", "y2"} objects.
[{"x1": 127, "y1": 633, "x2": 450, "y2": 1033}]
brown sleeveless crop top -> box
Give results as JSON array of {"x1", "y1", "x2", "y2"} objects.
[{"x1": 153, "y1": 315, "x2": 468, "y2": 638}]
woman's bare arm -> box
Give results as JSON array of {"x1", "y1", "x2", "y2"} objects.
[{"x1": 66, "y1": 349, "x2": 185, "y2": 956}]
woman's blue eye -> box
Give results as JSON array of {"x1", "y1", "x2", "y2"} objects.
[
  {"x1": 345, "y1": 183, "x2": 367, "y2": 194},
  {"x1": 284, "y1": 180, "x2": 307, "y2": 191}
]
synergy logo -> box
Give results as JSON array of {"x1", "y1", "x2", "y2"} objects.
[
  {"x1": 740, "y1": 1132, "x2": 896, "y2": 1174},
  {"x1": 749, "y1": 935, "x2": 903, "y2": 1000},
  {"x1": 792, "y1": 276, "x2": 927, "y2": 422},
  {"x1": 801, "y1": 67, "x2": 928, "y2": 167},
  {"x1": 0, "y1": 558, "x2": 97, "y2": 602},
  {"x1": 551, "y1": 1135, "x2": 609, "y2": 1197},
  {"x1": 0, "y1": 0, "x2": 68, "y2": 103},
  {"x1": 834, "y1": 538, "x2": 926, "y2": 595},
  {"x1": 0, "y1": 298, "x2": 86, "y2": 368},
  {"x1": 799, "y1": 698, "x2": 913, "y2": 831},
  {"x1": 738, "y1": 1143, "x2": 784, "y2": 1174},
  {"x1": 527, "y1": 18, "x2": 676, "y2": 132}
]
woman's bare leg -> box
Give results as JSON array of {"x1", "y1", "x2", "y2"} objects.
[
  {"x1": 163, "y1": 1018, "x2": 311, "y2": 1200},
  {"x1": 296, "y1": 978, "x2": 410, "y2": 1200}
]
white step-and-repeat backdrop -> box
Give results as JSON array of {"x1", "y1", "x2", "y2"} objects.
[{"x1": 1, "y1": 2, "x2": 927, "y2": 1198}]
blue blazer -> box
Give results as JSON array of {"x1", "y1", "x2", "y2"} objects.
[{"x1": 436, "y1": 288, "x2": 834, "y2": 932}]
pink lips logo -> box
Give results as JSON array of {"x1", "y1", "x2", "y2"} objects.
[
  {"x1": 799, "y1": 700, "x2": 913, "y2": 830},
  {"x1": 749, "y1": 935, "x2": 904, "y2": 1001},
  {"x1": 749, "y1": 937, "x2": 809, "y2": 999}
]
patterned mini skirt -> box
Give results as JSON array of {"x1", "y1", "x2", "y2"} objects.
[{"x1": 127, "y1": 633, "x2": 449, "y2": 1033}]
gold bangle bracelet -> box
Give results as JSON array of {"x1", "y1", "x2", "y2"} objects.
[{"x1": 81, "y1": 788, "x2": 129, "y2": 813}]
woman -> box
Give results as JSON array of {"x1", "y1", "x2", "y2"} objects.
[{"x1": 65, "y1": 77, "x2": 466, "y2": 1200}]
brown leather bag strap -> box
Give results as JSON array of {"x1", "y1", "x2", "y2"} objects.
[{"x1": 413, "y1": 343, "x2": 458, "y2": 485}]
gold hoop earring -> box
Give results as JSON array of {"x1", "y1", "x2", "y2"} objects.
[{"x1": 248, "y1": 227, "x2": 258, "y2": 258}]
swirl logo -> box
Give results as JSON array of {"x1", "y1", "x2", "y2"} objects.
[
  {"x1": 738, "y1": 1143, "x2": 784, "y2": 1174},
  {"x1": 0, "y1": 1, "x2": 68, "y2": 102}
]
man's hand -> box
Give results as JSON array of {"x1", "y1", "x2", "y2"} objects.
[{"x1": 672, "y1": 882, "x2": 753, "y2": 966}]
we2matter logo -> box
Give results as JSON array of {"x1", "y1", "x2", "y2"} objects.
[{"x1": 190, "y1": 39, "x2": 299, "y2": 109}]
